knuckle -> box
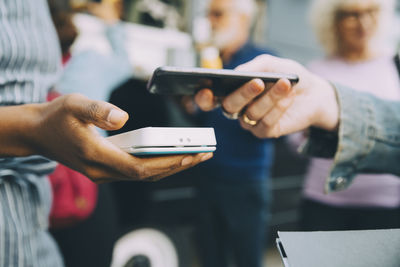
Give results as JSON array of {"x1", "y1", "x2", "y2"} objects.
[
  {"x1": 255, "y1": 54, "x2": 271, "y2": 62},
  {"x1": 242, "y1": 82, "x2": 260, "y2": 98},
  {"x1": 267, "y1": 125, "x2": 282, "y2": 139},
  {"x1": 61, "y1": 95, "x2": 74, "y2": 112},
  {"x1": 86, "y1": 102, "x2": 103, "y2": 121},
  {"x1": 265, "y1": 94, "x2": 274, "y2": 108},
  {"x1": 66, "y1": 93, "x2": 84, "y2": 103},
  {"x1": 261, "y1": 117, "x2": 272, "y2": 128},
  {"x1": 274, "y1": 100, "x2": 292, "y2": 117},
  {"x1": 62, "y1": 94, "x2": 84, "y2": 112},
  {"x1": 269, "y1": 88, "x2": 282, "y2": 101},
  {"x1": 276, "y1": 100, "x2": 288, "y2": 110},
  {"x1": 245, "y1": 108, "x2": 258, "y2": 121}
]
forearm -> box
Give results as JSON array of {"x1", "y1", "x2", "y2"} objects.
[{"x1": 0, "y1": 104, "x2": 42, "y2": 157}]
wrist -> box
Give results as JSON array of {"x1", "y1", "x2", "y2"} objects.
[
  {"x1": 16, "y1": 103, "x2": 45, "y2": 156},
  {"x1": 0, "y1": 103, "x2": 45, "y2": 157},
  {"x1": 313, "y1": 77, "x2": 340, "y2": 132}
]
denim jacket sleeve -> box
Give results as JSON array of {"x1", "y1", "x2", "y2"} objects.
[{"x1": 301, "y1": 84, "x2": 400, "y2": 193}]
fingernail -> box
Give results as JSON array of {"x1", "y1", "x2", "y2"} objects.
[
  {"x1": 201, "y1": 153, "x2": 213, "y2": 162},
  {"x1": 181, "y1": 156, "x2": 194, "y2": 166},
  {"x1": 251, "y1": 79, "x2": 264, "y2": 94},
  {"x1": 107, "y1": 109, "x2": 127, "y2": 124}
]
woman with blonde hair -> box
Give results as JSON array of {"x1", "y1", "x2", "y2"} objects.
[{"x1": 298, "y1": 0, "x2": 400, "y2": 231}]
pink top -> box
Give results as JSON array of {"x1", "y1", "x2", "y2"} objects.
[{"x1": 303, "y1": 56, "x2": 400, "y2": 208}]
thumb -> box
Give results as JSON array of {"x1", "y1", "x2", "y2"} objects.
[
  {"x1": 105, "y1": 108, "x2": 129, "y2": 130},
  {"x1": 66, "y1": 94, "x2": 129, "y2": 130}
]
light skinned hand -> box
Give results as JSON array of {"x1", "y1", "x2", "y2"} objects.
[
  {"x1": 194, "y1": 55, "x2": 340, "y2": 138},
  {"x1": 11, "y1": 94, "x2": 212, "y2": 183}
]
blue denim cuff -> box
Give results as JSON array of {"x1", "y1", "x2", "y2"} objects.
[
  {"x1": 326, "y1": 85, "x2": 376, "y2": 192},
  {"x1": 304, "y1": 84, "x2": 400, "y2": 193},
  {"x1": 302, "y1": 85, "x2": 376, "y2": 192}
]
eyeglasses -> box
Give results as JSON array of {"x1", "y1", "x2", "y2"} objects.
[
  {"x1": 336, "y1": 7, "x2": 380, "y2": 25},
  {"x1": 208, "y1": 9, "x2": 227, "y2": 19}
]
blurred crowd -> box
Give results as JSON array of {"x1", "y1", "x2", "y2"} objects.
[{"x1": 1, "y1": 0, "x2": 400, "y2": 267}]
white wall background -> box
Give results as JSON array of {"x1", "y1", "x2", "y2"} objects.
[{"x1": 265, "y1": 0, "x2": 323, "y2": 64}]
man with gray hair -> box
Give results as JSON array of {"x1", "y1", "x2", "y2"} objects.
[
  {"x1": 195, "y1": 0, "x2": 277, "y2": 266},
  {"x1": 209, "y1": 0, "x2": 257, "y2": 62}
]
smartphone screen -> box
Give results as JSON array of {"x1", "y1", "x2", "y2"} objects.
[{"x1": 147, "y1": 66, "x2": 299, "y2": 96}]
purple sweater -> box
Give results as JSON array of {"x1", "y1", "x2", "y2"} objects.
[{"x1": 301, "y1": 56, "x2": 400, "y2": 208}]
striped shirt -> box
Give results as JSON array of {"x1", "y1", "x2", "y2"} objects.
[
  {"x1": 0, "y1": 0, "x2": 63, "y2": 266},
  {"x1": 0, "y1": 0, "x2": 61, "y2": 105}
]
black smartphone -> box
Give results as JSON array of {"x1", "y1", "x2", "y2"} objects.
[{"x1": 147, "y1": 66, "x2": 299, "y2": 96}]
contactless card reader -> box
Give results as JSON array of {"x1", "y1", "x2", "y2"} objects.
[{"x1": 107, "y1": 127, "x2": 217, "y2": 155}]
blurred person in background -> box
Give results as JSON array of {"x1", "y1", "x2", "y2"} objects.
[
  {"x1": 54, "y1": 0, "x2": 132, "y2": 104},
  {"x1": 294, "y1": 0, "x2": 400, "y2": 231},
  {"x1": 194, "y1": 0, "x2": 277, "y2": 266}
]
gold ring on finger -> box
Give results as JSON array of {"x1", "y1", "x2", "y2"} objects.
[{"x1": 242, "y1": 114, "x2": 258, "y2": 126}]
